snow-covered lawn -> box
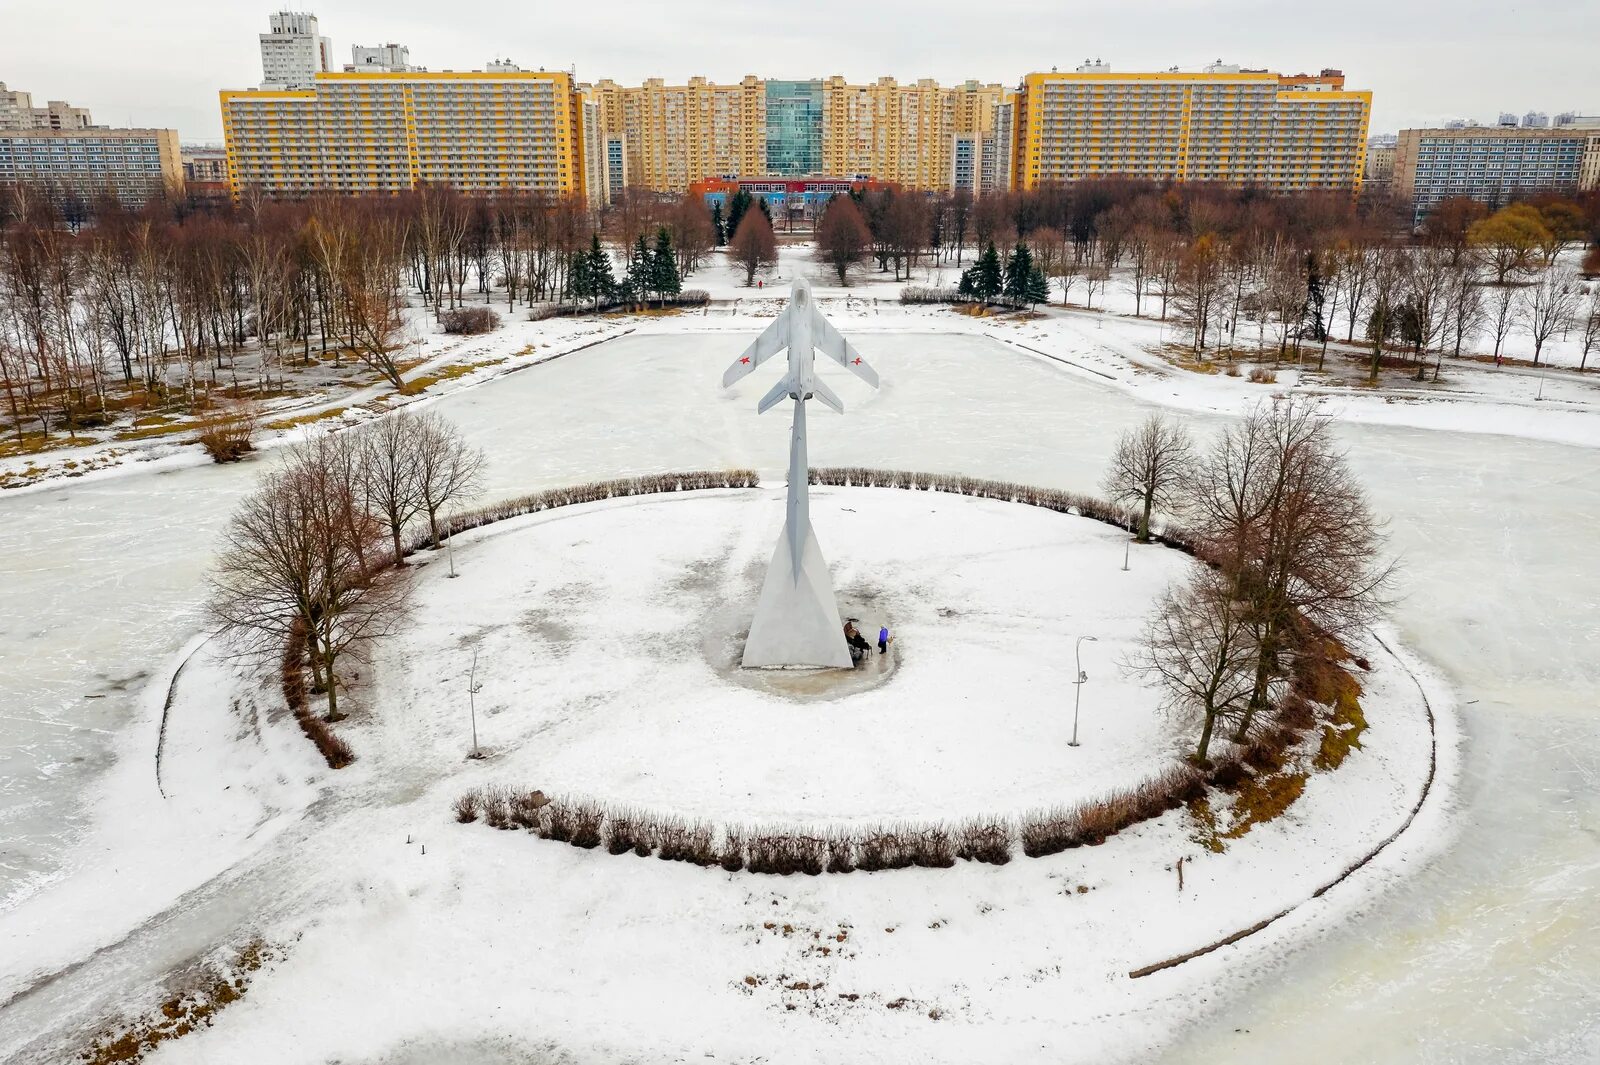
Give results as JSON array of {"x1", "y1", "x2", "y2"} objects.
[{"x1": 376, "y1": 487, "x2": 1194, "y2": 823}]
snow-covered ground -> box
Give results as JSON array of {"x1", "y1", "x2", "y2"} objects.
[
  {"x1": 378, "y1": 487, "x2": 1197, "y2": 822},
  {"x1": 0, "y1": 319, "x2": 1597, "y2": 1063}
]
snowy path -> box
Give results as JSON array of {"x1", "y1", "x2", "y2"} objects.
[{"x1": 0, "y1": 330, "x2": 1596, "y2": 1062}]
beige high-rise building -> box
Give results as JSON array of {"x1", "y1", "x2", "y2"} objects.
[
  {"x1": 0, "y1": 127, "x2": 182, "y2": 206},
  {"x1": 583, "y1": 76, "x2": 764, "y2": 193},
  {"x1": 221, "y1": 70, "x2": 586, "y2": 199},
  {"x1": 818, "y1": 77, "x2": 1003, "y2": 188},
  {"x1": 0, "y1": 82, "x2": 94, "y2": 131},
  {"x1": 1013, "y1": 64, "x2": 1371, "y2": 192},
  {"x1": 581, "y1": 74, "x2": 1006, "y2": 194}
]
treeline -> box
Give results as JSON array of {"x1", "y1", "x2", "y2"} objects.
[
  {"x1": 828, "y1": 180, "x2": 1600, "y2": 373},
  {"x1": 0, "y1": 184, "x2": 721, "y2": 443}
]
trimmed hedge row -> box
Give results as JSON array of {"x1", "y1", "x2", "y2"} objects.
[
  {"x1": 528, "y1": 291, "x2": 711, "y2": 321},
  {"x1": 408, "y1": 470, "x2": 760, "y2": 554},
  {"x1": 456, "y1": 757, "x2": 1224, "y2": 874},
  {"x1": 280, "y1": 620, "x2": 355, "y2": 769},
  {"x1": 808, "y1": 467, "x2": 1200, "y2": 555}
]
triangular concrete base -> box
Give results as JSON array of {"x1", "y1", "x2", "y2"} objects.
[{"x1": 742, "y1": 518, "x2": 852, "y2": 669}]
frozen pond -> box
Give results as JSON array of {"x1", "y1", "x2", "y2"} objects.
[{"x1": 0, "y1": 330, "x2": 1596, "y2": 1060}]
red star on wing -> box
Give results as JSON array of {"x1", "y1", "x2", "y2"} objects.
[
  {"x1": 740, "y1": 356, "x2": 750, "y2": 364},
  {"x1": 852, "y1": 357, "x2": 862, "y2": 365}
]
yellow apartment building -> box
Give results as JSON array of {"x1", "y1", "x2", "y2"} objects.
[
  {"x1": 220, "y1": 69, "x2": 586, "y2": 200},
  {"x1": 1013, "y1": 65, "x2": 1370, "y2": 192}
]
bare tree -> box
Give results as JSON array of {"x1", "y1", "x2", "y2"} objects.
[
  {"x1": 360, "y1": 414, "x2": 426, "y2": 564},
  {"x1": 209, "y1": 442, "x2": 405, "y2": 720},
  {"x1": 1487, "y1": 281, "x2": 1518, "y2": 363},
  {"x1": 1185, "y1": 397, "x2": 1392, "y2": 741},
  {"x1": 413, "y1": 411, "x2": 486, "y2": 549},
  {"x1": 1102, "y1": 414, "x2": 1194, "y2": 542},
  {"x1": 814, "y1": 196, "x2": 873, "y2": 285},
  {"x1": 1580, "y1": 289, "x2": 1600, "y2": 371},
  {"x1": 1130, "y1": 567, "x2": 1259, "y2": 765},
  {"x1": 1519, "y1": 267, "x2": 1579, "y2": 366},
  {"x1": 1175, "y1": 233, "x2": 1225, "y2": 352},
  {"x1": 729, "y1": 209, "x2": 777, "y2": 287}
]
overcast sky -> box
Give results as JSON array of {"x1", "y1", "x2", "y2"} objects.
[{"x1": 5, "y1": 1, "x2": 1597, "y2": 143}]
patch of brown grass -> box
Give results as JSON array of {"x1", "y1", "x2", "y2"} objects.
[
  {"x1": 80, "y1": 939, "x2": 274, "y2": 1064},
  {"x1": 263, "y1": 406, "x2": 348, "y2": 433}
]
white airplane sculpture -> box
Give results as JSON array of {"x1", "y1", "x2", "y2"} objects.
[{"x1": 723, "y1": 278, "x2": 880, "y2": 668}]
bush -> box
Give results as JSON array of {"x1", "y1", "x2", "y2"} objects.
[
  {"x1": 439, "y1": 306, "x2": 502, "y2": 335},
  {"x1": 719, "y1": 826, "x2": 746, "y2": 872},
  {"x1": 856, "y1": 828, "x2": 914, "y2": 872},
  {"x1": 1020, "y1": 808, "x2": 1081, "y2": 858},
  {"x1": 509, "y1": 790, "x2": 547, "y2": 829},
  {"x1": 900, "y1": 286, "x2": 969, "y2": 305},
  {"x1": 454, "y1": 790, "x2": 480, "y2": 823},
  {"x1": 606, "y1": 809, "x2": 658, "y2": 857},
  {"x1": 747, "y1": 831, "x2": 825, "y2": 876},
  {"x1": 196, "y1": 400, "x2": 259, "y2": 463},
  {"x1": 481, "y1": 786, "x2": 511, "y2": 829},
  {"x1": 1248, "y1": 366, "x2": 1277, "y2": 384},
  {"x1": 543, "y1": 799, "x2": 604, "y2": 848},
  {"x1": 658, "y1": 816, "x2": 717, "y2": 865},
  {"x1": 954, "y1": 819, "x2": 1012, "y2": 865},
  {"x1": 825, "y1": 829, "x2": 857, "y2": 873}
]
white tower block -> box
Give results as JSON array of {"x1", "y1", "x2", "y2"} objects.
[{"x1": 722, "y1": 278, "x2": 880, "y2": 668}]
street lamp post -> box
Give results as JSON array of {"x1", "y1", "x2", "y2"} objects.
[{"x1": 1068, "y1": 635, "x2": 1098, "y2": 747}]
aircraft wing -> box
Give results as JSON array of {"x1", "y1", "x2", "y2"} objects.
[
  {"x1": 722, "y1": 315, "x2": 789, "y2": 388},
  {"x1": 756, "y1": 376, "x2": 792, "y2": 414},
  {"x1": 811, "y1": 376, "x2": 845, "y2": 414},
  {"x1": 809, "y1": 306, "x2": 879, "y2": 389}
]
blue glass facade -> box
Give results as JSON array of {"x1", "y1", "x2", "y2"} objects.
[{"x1": 765, "y1": 80, "x2": 823, "y2": 177}]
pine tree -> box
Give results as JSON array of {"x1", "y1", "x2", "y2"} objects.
[
  {"x1": 652, "y1": 227, "x2": 681, "y2": 299},
  {"x1": 726, "y1": 189, "x2": 752, "y2": 244},
  {"x1": 974, "y1": 242, "x2": 1003, "y2": 304},
  {"x1": 587, "y1": 234, "x2": 616, "y2": 309},
  {"x1": 958, "y1": 267, "x2": 976, "y2": 300},
  {"x1": 626, "y1": 236, "x2": 653, "y2": 307},
  {"x1": 711, "y1": 201, "x2": 726, "y2": 246},
  {"x1": 1003, "y1": 242, "x2": 1033, "y2": 304},
  {"x1": 568, "y1": 240, "x2": 595, "y2": 306},
  {"x1": 757, "y1": 196, "x2": 772, "y2": 224},
  {"x1": 1024, "y1": 264, "x2": 1051, "y2": 309}
]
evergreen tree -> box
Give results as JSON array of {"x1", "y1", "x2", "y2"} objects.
[
  {"x1": 652, "y1": 227, "x2": 681, "y2": 299},
  {"x1": 711, "y1": 201, "x2": 726, "y2": 246},
  {"x1": 568, "y1": 240, "x2": 595, "y2": 305},
  {"x1": 1024, "y1": 264, "x2": 1051, "y2": 309},
  {"x1": 726, "y1": 190, "x2": 753, "y2": 244},
  {"x1": 957, "y1": 267, "x2": 976, "y2": 300},
  {"x1": 625, "y1": 235, "x2": 653, "y2": 306},
  {"x1": 587, "y1": 234, "x2": 616, "y2": 309},
  {"x1": 756, "y1": 196, "x2": 773, "y2": 224},
  {"x1": 973, "y1": 242, "x2": 1003, "y2": 304},
  {"x1": 1003, "y1": 242, "x2": 1034, "y2": 303}
]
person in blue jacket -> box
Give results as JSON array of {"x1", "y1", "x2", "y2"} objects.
[{"x1": 877, "y1": 625, "x2": 890, "y2": 654}]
